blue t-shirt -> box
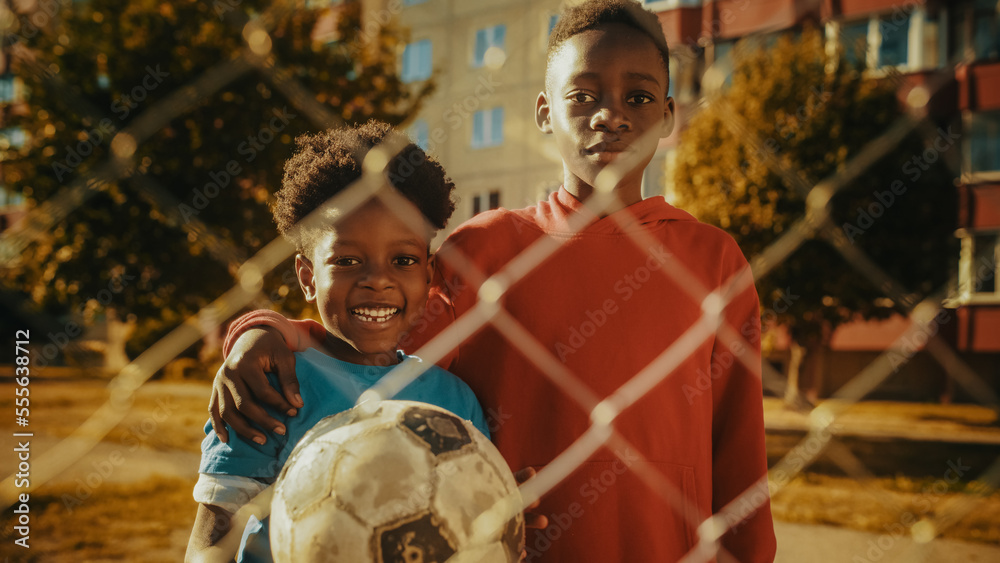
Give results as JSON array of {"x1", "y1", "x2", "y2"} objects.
[{"x1": 199, "y1": 348, "x2": 490, "y2": 562}]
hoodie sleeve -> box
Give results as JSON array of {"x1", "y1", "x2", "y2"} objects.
[
  {"x1": 711, "y1": 248, "x2": 777, "y2": 562},
  {"x1": 222, "y1": 310, "x2": 326, "y2": 357}
]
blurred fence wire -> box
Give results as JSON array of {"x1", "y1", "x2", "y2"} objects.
[{"x1": 1, "y1": 0, "x2": 998, "y2": 561}]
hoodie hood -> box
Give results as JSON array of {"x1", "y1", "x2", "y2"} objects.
[{"x1": 510, "y1": 185, "x2": 697, "y2": 235}]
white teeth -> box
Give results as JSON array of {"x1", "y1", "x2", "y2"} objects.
[{"x1": 352, "y1": 307, "x2": 398, "y2": 322}]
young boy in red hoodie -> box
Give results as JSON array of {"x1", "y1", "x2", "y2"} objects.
[{"x1": 211, "y1": 1, "x2": 776, "y2": 561}]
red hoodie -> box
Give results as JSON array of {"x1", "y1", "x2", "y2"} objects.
[{"x1": 225, "y1": 188, "x2": 776, "y2": 562}]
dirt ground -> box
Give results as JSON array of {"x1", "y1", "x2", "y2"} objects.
[{"x1": 1, "y1": 377, "x2": 999, "y2": 562}]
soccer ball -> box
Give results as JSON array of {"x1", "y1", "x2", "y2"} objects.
[{"x1": 270, "y1": 400, "x2": 525, "y2": 562}]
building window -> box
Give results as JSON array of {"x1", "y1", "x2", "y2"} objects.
[
  {"x1": 970, "y1": 111, "x2": 1000, "y2": 174},
  {"x1": 403, "y1": 0, "x2": 428, "y2": 5},
  {"x1": 973, "y1": 0, "x2": 1000, "y2": 60},
  {"x1": 472, "y1": 190, "x2": 501, "y2": 216},
  {"x1": 474, "y1": 24, "x2": 506, "y2": 68},
  {"x1": 548, "y1": 15, "x2": 559, "y2": 36},
  {"x1": 402, "y1": 39, "x2": 432, "y2": 82},
  {"x1": 839, "y1": 19, "x2": 870, "y2": 67},
  {"x1": 472, "y1": 107, "x2": 503, "y2": 148},
  {"x1": 410, "y1": 119, "x2": 429, "y2": 151},
  {"x1": 959, "y1": 232, "x2": 999, "y2": 300},
  {"x1": 877, "y1": 12, "x2": 910, "y2": 67},
  {"x1": 974, "y1": 234, "x2": 998, "y2": 294},
  {"x1": 836, "y1": 8, "x2": 944, "y2": 71}
]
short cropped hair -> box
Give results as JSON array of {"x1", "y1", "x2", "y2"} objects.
[
  {"x1": 273, "y1": 120, "x2": 456, "y2": 252},
  {"x1": 547, "y1": 0, "x2": 670, "y2": 84}
]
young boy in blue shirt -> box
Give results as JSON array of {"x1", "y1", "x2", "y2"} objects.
[{"x1": 185, "y1": 121, "x2": 490, "y2": 562}]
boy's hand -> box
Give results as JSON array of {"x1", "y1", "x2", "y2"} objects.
[
  {"x1": 514, "y1": 467, "x2": 549, "y2": 530},
  {"x1": 209, "y1": 327, "x2": 303, "y2": 444}
]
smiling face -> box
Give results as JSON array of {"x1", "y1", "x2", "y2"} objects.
[
  {"x1": 537, "y1": 23, "x2": 675, "y2": 206},
  {"x1": 296, "y1": 199, "x2": 433, "y2": 366}
]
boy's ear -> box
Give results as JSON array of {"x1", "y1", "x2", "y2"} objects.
[
  {"x1": 425, "y1": 253, "x2": 435, "y2": 285},
  {"x1": 295, "y1": 254, "x2": 318, "y2": 303},
  {"x1": 661, "y1": 96, "x2": 676, "y2": 138},
  {"x1": 535, "y1": 91, "x2": 553, "y2": 134}
]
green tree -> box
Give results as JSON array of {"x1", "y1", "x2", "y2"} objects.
[
  {"x1": 1, "y1": 0, "x2": 431, "y2": 360},
  {"x1": 673, "y1": 28, "x2": 957, "y2": 402}
]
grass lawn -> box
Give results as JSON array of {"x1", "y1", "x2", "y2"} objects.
[
  {"x1": 1, "y1": 377, "x2": 998, "y2": 560},
  {"x1": 0, "y1": 476, "x2": 198, "y2": 562}
]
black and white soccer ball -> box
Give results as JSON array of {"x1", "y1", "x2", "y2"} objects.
[{"x1": 270, "y1": 400, "x2": 525, "y2": 562}]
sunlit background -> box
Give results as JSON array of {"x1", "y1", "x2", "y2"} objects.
[{"x1": 1, "y1": 0, "x2": 999, "y2": 561}]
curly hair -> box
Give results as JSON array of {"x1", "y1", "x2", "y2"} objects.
[
  {"x1": 547, "y1": 0, "x2": 670, "y2": 85},
  {"x1": 273, "y1": 120, "x2": 456, "y2": 251}
]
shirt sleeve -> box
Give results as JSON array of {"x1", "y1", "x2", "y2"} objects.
[
  {"x1": 710, "y1": 256, "x2": 777, "y2": 561},
  {"x1": 199, "y1": 418, "x2": 288, "y2": 483},
  {"x1": 198, "y1": 372, "x2": 295, "y2": 483},
  {"x1": 440, "y1": 380, "x2": 491, "y2": 441},
  {"x1": 222, "y1": 310, "x2": 325, "y2": 357},
  {"x1": 436, "y1": 366, "x2": 491, "y2": 440},
  {"x1": 193, "y1": 473, "x2": 269, "y2": 513}
]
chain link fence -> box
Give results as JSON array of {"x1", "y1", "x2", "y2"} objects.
[{"x1": 1, "y1": 0, "x2": 998, "y2": 561}]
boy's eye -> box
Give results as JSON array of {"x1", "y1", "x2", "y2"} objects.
[
  {"x1": 394, "y1": 256, "x2": 419, "y2": 266},
  {"x1": 570, "y1": 92, "x2": 596, "y2": 103},
  {"x1": 628, "y1": 93, "x2": 654, "y2": 104},
  {"x1": 333, "y1": 257, "x2": 360, "y2": 267}
]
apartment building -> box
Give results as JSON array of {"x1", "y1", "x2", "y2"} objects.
[{"x1": 382, "y1": 0, "x2": 562, "y2": 228}]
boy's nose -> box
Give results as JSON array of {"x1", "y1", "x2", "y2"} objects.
[
  {"x1": 590, "y1": 105, "x2": 630, "y2": 132},
  {"x1": 359, "y1": 263, "x2": 394, "y2": 290}
]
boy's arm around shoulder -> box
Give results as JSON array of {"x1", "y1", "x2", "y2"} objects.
[
  {"x1": 211, "y1": 311, "x2": 325, "y2": 444},
  {"x1": 222, "y1": 310, "x2": 325, "y2": 358},
  {"x1": 710, "y1": 243, "x2": 777, "y2": 562}
]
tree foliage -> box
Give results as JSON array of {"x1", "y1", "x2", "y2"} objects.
[
  {"x1": 673, "y1": 27, "x2": 957, "y2": 345},
  {"x1": 2, "y1": 0, "x2": 431, "y2": 356}
]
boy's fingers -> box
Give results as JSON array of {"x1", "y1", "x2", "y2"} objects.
[
  {"x1": 210, "y1": 364, "x2": 236, "y2": 442},
  {"x1": 524, "y1": 513, "x2": 548, "y2": 530},
  {"x1": 229, "y1": 383, "x2": 287, "y2": 438},
  {"x1": 219, "y1": 387, "x2": 267, "y2": 445},
  {"x1": 218, "y1": 387, "x2": 271, "y2": 445},
  {"x1": 247, "y1": 374, "x2": 296, "y2": 418},
  {"x1": 514, "y1": 467, "x2": 545, "y2": 524},
  {"x1": 271, "y1": 350, "x2": 303, "y2": 410},
  {"x1": 514, "y1": 467, "x2": 536, "y2": 484},
  {"x1": 514, "y1": 467, "x2": 541, "y2": 509},
  {"x1": 219, "y1": 375, "x2": 286, "y2": 440},
  {"x1": 208, "y1": 387, "x2": 228, "y2": 443}
]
